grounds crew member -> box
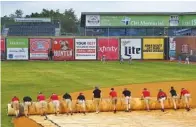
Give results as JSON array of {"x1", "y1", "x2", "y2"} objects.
[
  {"x1": 129, "y1": 55, "x2": 132, "y2": 64},
  {"x1": 77, "y1": 93, "x2": 86, "y2": 115},
  {"x1": 102, "y1": 55, "x2": 106, "y2": 63},
  {"x1": 11, "y1": 96, "x2": 20, "y2": 117},
  {"x1": 180, "y1": 88, "x2": 191, "y2": 111},
  {"x1": 50, "y1": 93, "x2": 60, "y2": 116},
  {"x1": 185, "y1": 56, "x2": 190, "y2": 64},
  {"x1": 170, "y1": 87, "x2": 178, "y2": 110},
  {"x1": 157, "y1": 89, "x2": 167, "y2": 112},
  {"x1": 120, "y1": 55, "x2": 124, "y2": 64},
  {"x1": 122, "y1": 88, "x2": 131, "y2": 112},
  {"x1": 141, "y1": 88, "x2": 151, "y2": 111},
  {"x1": 23, "y1": 96, "x2": 32, "y2": 117},
  {"x1": 63, "y1": 92, "x2": 73, "y2": 115},
  {"x1": 109, "y1": 88, "x2": 118, "y2": 113},
  {"x1": 37, "y1": 92, "x2": 47, "y2": 117},
  {"x1": 92, "y1": 86, "x2": 102, "y2": 114}
]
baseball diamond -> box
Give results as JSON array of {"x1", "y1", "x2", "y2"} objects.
[{"x1": 1, "y1": 3, "x2": 196, "y2": 127}]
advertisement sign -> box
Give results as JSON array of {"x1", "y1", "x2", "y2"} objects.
[
  {"x1": 143, "y1": 38, "x2": 164, "y2": 59},
  {"x1": 30, "y1": 38, "x2": 51, "y2": 60},
  {"x1": 98, "y1": 38, "x2": 119, "y2": 60},
  {"x1": 100, "y1": 15, "x2": 170, "y2": 27},
  {"x1": 14, "y1": 18, "x2": 51, "y2": 22},
  {"x1": 181, "y1": 15, "x2": 196, "y2": 26},
  {"x1": 52, "y1": 38, "x2": 74, "y2": 61},
  {"x1": 169, "y1": 37, "x2": 176, "y2": 57},
  {"x1": 7, "y1": 38, "x2": 28, "y2": 60},
  {"x1": 121, "y1": 39, "x2": 141, "y2": 59},
  {"x1": 1, "y1": 38, "x2": 5, "y2": 60},
  {"x1": 1, "y1": 38, "x2": 5, "y2": 51},
  {"x1": 75, "y1": 39, "x2": 96, "y2": 60},
  {"x1": 86, "y1": 15, "x2": 100, "y2": 26},
  {"x1": 86, "y1": 15, "x2": 196, "y2": 27}
]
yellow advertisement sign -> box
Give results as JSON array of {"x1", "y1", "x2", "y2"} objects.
[{"x1": 143, "y1": 38, "x2": 164, "y2": 59}]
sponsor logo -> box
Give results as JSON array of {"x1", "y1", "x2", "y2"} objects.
[
  {"x1": 99, "y1": 46, "x2": 118, "y2": 53},
  {"x1": 8, "y1": 54, "x2": 13, "y2": 58},
  {"x1": 87, "y1": 15, "x2": 100, "y2": 25},
  {"x1": 124, "y1": 46, "x2": 141, "y2": 56},
  {"x1": 9, "y1": 48, "x2": 26, "y2": 52},
  {"x1": 54, "y1": 50, "x2": 72, "y2": 57},
  {"x1": 121, "y1": 17, "x2": 131, "y2": 25},
  {"x1": 181, "y1": 44, "x2": 189, "y2": 53},
  {"x1": 169, "y1": 15, "x2": 179, "y2": 26},
  {"x1": 31, "y1": 41, "x2": 48, "y2": 51},
  {"x1": 9, "y1": 42, "x2": 26, "y2": 45}
]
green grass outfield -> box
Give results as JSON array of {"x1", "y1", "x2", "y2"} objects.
[{"x1": 1, "y1": 61, "x2": 196, "y2": 127}]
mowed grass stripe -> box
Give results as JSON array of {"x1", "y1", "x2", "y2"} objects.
[{"x1": 1, "y1": 61, "x2": 196, "y2": 127}]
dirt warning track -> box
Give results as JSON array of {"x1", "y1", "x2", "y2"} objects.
[{"x1": 13, "y1": 80, "x2": 196, "y2": 127}]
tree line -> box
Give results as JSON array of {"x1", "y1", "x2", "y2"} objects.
[{"x1": 1, "y1": 9, "x2": 80, "y2": 34}]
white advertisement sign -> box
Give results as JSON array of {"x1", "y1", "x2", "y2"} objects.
[
  {"x1": 7, "y1": 48, "x2": 28, "y2": 60},
  {"x1": 86, "y1": 15, "x2": 100, "y2": 27},
  {"x1": 75, "y1": 39, "x2": 97, "y2": 60},
  {"x1": 121, "y1": 39, "x2": 142, "y2": 59},
  {"x1": 169, "y1": 37, "x2": 176, "y2": 50}
]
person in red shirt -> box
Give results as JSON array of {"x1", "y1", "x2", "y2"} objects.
[
  {"x1": 141, "y1": 88, "x2": 150, "y2": 111},
  {"x1": 11, "y1": 96, "x2": 20, "y2": 117},
  {"x1": 50, "y1": 93, "x2": 60, "y2": 116},
  {"x1": 157, "y1": 89, "x2": 167, "y2": 112},
  {"x1": 37, "y1": 92, "x2": 47, "y2": 117},
  {"x1": 180, "y1": 88, "x2": 191, "y2": 111},
  {"x1": 109, "y1": 88, "x2": 117, "y2": 113}
]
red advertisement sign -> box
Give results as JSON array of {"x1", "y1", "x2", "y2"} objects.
[
  {"x1": 1, "y1": 38, "x2": 5, "y2": 60},
  {"x1": 30, "y1": 38, "x2": 51, "y2": 60},
  {"x1": 98, "y1": 38, "x2": 119, "y2": 60},
  {"x1": 1, "y1": 38, "x2": 5, "y2": 52},
  {"x1": 52, "y1": 38, "x2": 74, "y2": 61}
]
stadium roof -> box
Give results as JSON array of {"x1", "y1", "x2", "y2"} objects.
[{"x1": 80, "y1": 12, "x2": 196, "y2": 27}]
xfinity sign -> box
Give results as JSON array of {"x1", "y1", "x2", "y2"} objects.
[{"x1": 121, "y1": 39, "x2": 141, "y2": 59}]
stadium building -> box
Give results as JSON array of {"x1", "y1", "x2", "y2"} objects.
[{"x1": 80, "y1": 12, "x2": 196, "y2": 36}]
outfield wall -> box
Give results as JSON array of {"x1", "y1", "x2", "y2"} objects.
[{"x1": 1, "y1": 37, "x2": 196, "y2": 61}]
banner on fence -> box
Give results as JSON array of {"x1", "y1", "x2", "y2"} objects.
[
  {"x1": 121, "y1": 39, "x2": 141, "y2": 59},
  {"x1": 30, "y1": 38, "x2": 51, "y2": 60},
  {"x1": 75, "y1": 39, "x2": 96, "y2": 60},
  {"x1": 7, "y1": 38, "x2": 28, "y2": 60},
  {"x1": 1, "y1": 38, "x2": 5, "y2": 60},
  {"x1": 143, "y1": 38, "x2": 164, "y2": 59},
  {"x1": 98, "y1": 38, "x2": 119, "y2": 60},
  {"x1": 169, "y1": 37, "x2": 176, "y2": 57},
  {"x1": 52, "y1": 38, "x2": 74, "y2": 61}
]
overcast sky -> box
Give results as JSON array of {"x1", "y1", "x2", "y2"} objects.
[{"x1": 1, "y1": 1, "x2": 196, "y2": 18}]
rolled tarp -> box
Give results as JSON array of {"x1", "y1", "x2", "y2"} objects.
[{"x1": 7, "y1": 97, "x2": 192, "y2": 116}]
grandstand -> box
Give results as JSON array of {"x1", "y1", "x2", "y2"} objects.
[
  {"x1": 80, "y1": 12, "x2": 196, "y2": 36},
  {"x1": 1, "y1": 18, "x2": 60, "y2": 36}
]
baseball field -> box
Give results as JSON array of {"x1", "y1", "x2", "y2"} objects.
[{"x1": 1, "y1": 60, "x2": 196, "y2": 127}]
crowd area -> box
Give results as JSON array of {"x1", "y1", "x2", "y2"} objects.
[{"x1": 10, "y1": 87, "x2": 191, "y2": 119}]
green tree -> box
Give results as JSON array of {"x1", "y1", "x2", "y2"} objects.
[{"x1": 15, "y1": 9, "x2": 23, "y2": 18}]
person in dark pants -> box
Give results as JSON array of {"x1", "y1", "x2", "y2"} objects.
[
  {"x1": 48, "y1": 49, "x2": 53, "y2": 60},
  {"x1": 92, "y1": 86, "x2": 102, "y2": 114},
  {"x1": 77, "y1": 93, "x2": 86, "y2": 115},
  {"x1": 23, "y1": 96, "x2": 32, "y2": 117},
  {"x1": 63, "y1": 93, "x2": 73, "y2": 115},
  {"x1": 122, "y1": 88, "x2": 131, "y2": 112},
  {"x1": 170, "y1": 87, "x2": 178, "y2": 110}
]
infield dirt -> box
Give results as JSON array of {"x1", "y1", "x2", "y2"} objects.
[{"x1": 13, "y1": 80, "x2": 196, "y2": 127}]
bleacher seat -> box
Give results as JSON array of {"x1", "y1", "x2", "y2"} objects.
[{"x1": 7, "y1": 22, "x2": 58, "y2": 36}]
